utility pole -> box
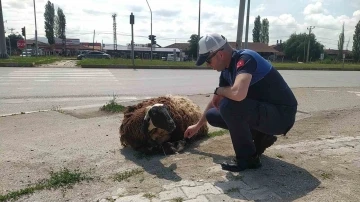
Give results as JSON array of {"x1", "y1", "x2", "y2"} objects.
[
  {"x1": 197, "y1": 0, "x2": 201, "y2": 56},
  {"x1": 7, "y1": 37, "x2": 10, "y2": 55},
  {"x1": 244, "y1": 0, "x2": 251, "y2": 48},
  {"x1": 112, "y1": 13, "x2": 117, "y2": 51},
  {"x1": 130, "y1": 12, "x2": 135, "y2": 66},
  {"x1": 236, "y1": 0, "x2": 246, "y2": 49},
  {"x1": 93, "y1": 30, "x2": 95, "y2": 50},
  {"x1": 146, "y1": 0, "x2": 152, "y2": 60},
  {"x1": 306, "y1": 26, "x2": 315, "y2": 63},
  {"x1": 0, "y1": 0, "x2": 9, "y2": 58},
  {"x1": 33, "y1": 0, "x2": 38, "y2": 56}
]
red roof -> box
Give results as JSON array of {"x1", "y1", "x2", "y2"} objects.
[{"x1": 165, "y1": 42, "x2": 278, "y2": 53}]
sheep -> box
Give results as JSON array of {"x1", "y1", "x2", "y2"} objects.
[{"x1": 119, "y1": 95, "x2": 209, "y2": 155}]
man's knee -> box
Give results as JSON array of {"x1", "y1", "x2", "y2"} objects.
[
  {"x1": 219, "y1": 98, "x2": 253, "y2": 121},
  {"x1": 206, "y1": 108, "x2": 228, "y2": 129}
]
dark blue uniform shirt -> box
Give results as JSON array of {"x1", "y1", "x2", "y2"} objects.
[{"x1": 219, "y1": 49, "x2": 298, "y2": 107}]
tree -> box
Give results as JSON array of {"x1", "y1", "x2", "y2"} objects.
[
  {"x1": 260, "y1": 18, "x2": 269, "y2": 44},
  {"x1": 188, "y1": 34, "x2": 199, "y2": 59},
  {"x1": 6, "y1": 33, "x2": 24, "y2": 54},
  {"x1": 55, "y1": 7, "x2": 66, "y2": 39},
  {"x1": 252, "y1": 15, "x2": 261, "y2": 42},
  {"x1": 283, "y1": 33, "x2": 324, "y2": 61},
  {"x1": 353, "y1": 20, "x2": 360, "y2": 62},
  {"x1": 338, "y1": 23, "x2": 344, "y2": 60},
  {"x1": 44, "y1": 0, "x2": 55, "y2": 45}
]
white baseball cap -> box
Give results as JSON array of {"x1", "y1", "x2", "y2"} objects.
[{"x1": 196, "y1": 33, "x2": 227, "y2": 66}]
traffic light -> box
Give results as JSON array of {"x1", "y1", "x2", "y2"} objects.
[
  {"x1": 21, "y1": 27, "x2": 26, "y2": 37},
  {"x1": 151, "y1": 35, "x2": 156, "y2": 45},
  {"x1": 148, "y1": 35, "x2": 152, "y2": 41}
]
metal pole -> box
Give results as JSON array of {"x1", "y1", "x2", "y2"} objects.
[
  {"x1": 93, "y1": 30, "x2": 95, "y2": 50},
  {"x1": 197, "y1": 0, "x2": 201, "y2": 55},
  {"x1": 236, "y1": 0, "x2": 246, "y2": 49},
  {"x1": 0, "y1": 0, "x2": 9, "y2": 58},
  {"x1": 306, "y1": 26, "x2": 315, "y2": 63},
  {"x1": 146, "y1": 0, "x2": 152, "y2": 60},
  {"x1": 7, "y1": 37, "x2": 10, "y2": 56},
  {"x1": 131, "y1": 23, "x2": 134, "y2": 66},
  {"x1": 244, "y1": 0, "x2": 250, "y2": 48},
  {"x1": 197, "y1": 0, "x2": 201, "y2": 57},
  {"x1": 33, "y1": 0, "x2": 38, "y2": 56}
]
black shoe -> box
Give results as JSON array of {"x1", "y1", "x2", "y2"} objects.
[
  {"x1": 253, "y1": 133, "x2": 277, "y2": 156},
  {"x1": 221, "y1": 155, "x2": 262, "y2": 172}
]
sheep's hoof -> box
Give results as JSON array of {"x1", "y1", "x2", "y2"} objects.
[{"x1": 163, "y1": 140, "x2": 186, "y2": 155}]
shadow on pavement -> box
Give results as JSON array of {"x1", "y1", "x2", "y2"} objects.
[
  {"x1": 191, "y1": 149, "x2": 321, "y2": 202},
  {"x1": 119, "y1": 147, "x2": 182, "y2": 182}
]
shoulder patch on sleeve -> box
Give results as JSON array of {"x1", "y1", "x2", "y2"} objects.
[{"x1": 236, "y1": 59, "x2": 245, "y2": 69}]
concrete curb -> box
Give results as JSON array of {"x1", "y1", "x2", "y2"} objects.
[
  {"x1": 80, "y1": 65, "x2": 360, "y2": 71},
  {"x1": 81, "y1": 65, "x2": 209, "y2": 69},
  {"x1": 0, "y1": 63, "x2": 35, "y2": 67}
]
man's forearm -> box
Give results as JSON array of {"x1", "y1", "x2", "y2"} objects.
[
  {"x1": 216, "y1": 86, "x2": 245, "y2": 101},
  {"x1": 196, "y1": 99, "x2": 214, "y2": 127}
]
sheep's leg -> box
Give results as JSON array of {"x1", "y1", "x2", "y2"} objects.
[{"x1": 162, "y1": 140, "x2": 186, "y2": 155}]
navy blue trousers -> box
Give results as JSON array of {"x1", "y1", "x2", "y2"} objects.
[{"x1": 206, "y1": 98, "x2": 297, "y2": 160}]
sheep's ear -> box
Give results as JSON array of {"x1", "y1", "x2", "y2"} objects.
[{"x1": 143, "y1": 106, "x2": 152, "y2": 135}]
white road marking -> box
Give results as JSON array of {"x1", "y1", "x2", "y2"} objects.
[
  {"x1": 3, "y1": 69, "x2": 119, "y2": 82},
  {"x1": 347, "y1": 91, "x2": 360, "y2": 97},
  {"x1": 17, "y1": 88, "x2": 33, "y2": 90},
  {"x1": 314, "y1": 90, "x2": 338, "y2": 92}
]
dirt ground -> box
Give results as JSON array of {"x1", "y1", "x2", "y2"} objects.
[
  {"x1": 1, "y1": 93, "x2": 359, "y2": 201},
  {"x1": 38, "y1": 60, "x2": 78, "y2": 68}
]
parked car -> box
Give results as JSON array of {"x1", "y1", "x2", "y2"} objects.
[{"x1": 77, "y1": 51, "x2": 111, "y2": 60}]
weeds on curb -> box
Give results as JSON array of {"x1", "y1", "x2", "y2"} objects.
[
  {"x1": 0, "y1": 168, "x2": 93, "y2": 202},
  {"x1": 113, "y1": 168, "x2": 144, "y2": 182},
  {"x1": 100, "y1": 94, "x2": 126, "y2": 113}
]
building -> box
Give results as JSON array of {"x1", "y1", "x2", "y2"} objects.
[
  {"x1": 323, "y1": 49, "x2": 353, "y2": 60},
  {"x1": 164, "y1": 42, "x2": 279, "y2": 60},
  {"x1": 25, "y1": 37, "x2": 98, "y2": 56},
  {"x1": 103, "y1": 43, "x2": 183, "y2": 60}
]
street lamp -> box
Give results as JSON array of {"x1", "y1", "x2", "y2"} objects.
[
  {"x1": 0, "y1": 0, "x2": 9, "y2": 58},
  {"x1": 33, "y1": 0, "x2": 38, "y2": 56},
  {"x1": 146, "y1": 0, "x2": 152, "y2": 60},
  {"x1": 244, "y1": 0, "x2": 251, "y2": 48}
]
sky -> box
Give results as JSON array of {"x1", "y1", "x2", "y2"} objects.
[{"x1": 2, "y1": 0, "x2": 360, "y2": 50}]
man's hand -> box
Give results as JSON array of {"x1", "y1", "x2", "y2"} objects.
[
  {"x1": 212, "y1": 94, "x2": 224, "y2": 110},
  {"x1": 184, "y1": 124, "x2": 201, "y2": 139}
]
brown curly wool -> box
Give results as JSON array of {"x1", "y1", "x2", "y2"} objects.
[{"x1": 119, "y1": 95, "x2": 208, "y2": 154}]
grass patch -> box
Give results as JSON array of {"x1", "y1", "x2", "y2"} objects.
[
  {"x1": 0, "y1": 56, "x2": 61, "y2": 65},
  {"x1": 113, "y1": 168, "x2": 144, "y2": 182},
  {"x1": 170, "y1": 197, "x2": 184, "y2": 202},
  {"x1": 0, "y1": 168, "x2": 93, "y2": 202},
  {"x1": 77, "y1": 58, "x2": 197, "y2": 67},
  {"x1": 320, "y1": 172, "x2": 332, "y2": 180},
  {"x1": 207, "y1": 129, "x2": 228, "y2": 138},
  {"x1": 100, "y1": 95, "x2": 126, "y2": 113},
  {"x1": 78, "y1": 58, "x2": 360, "y2": 70},
  {"x1": 143, "y1": 193, "x2": 157, "y2": 200},
  {"x1": 275, "y1": 154, "x2": 284, "y2": 158},
  {"x1": 272, "y1": 62, "x2": 360, "y2": 70}
]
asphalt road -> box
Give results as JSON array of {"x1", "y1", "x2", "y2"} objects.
[{"x1": 1, "y1": 67, "x2": 360, "y2": 116}]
